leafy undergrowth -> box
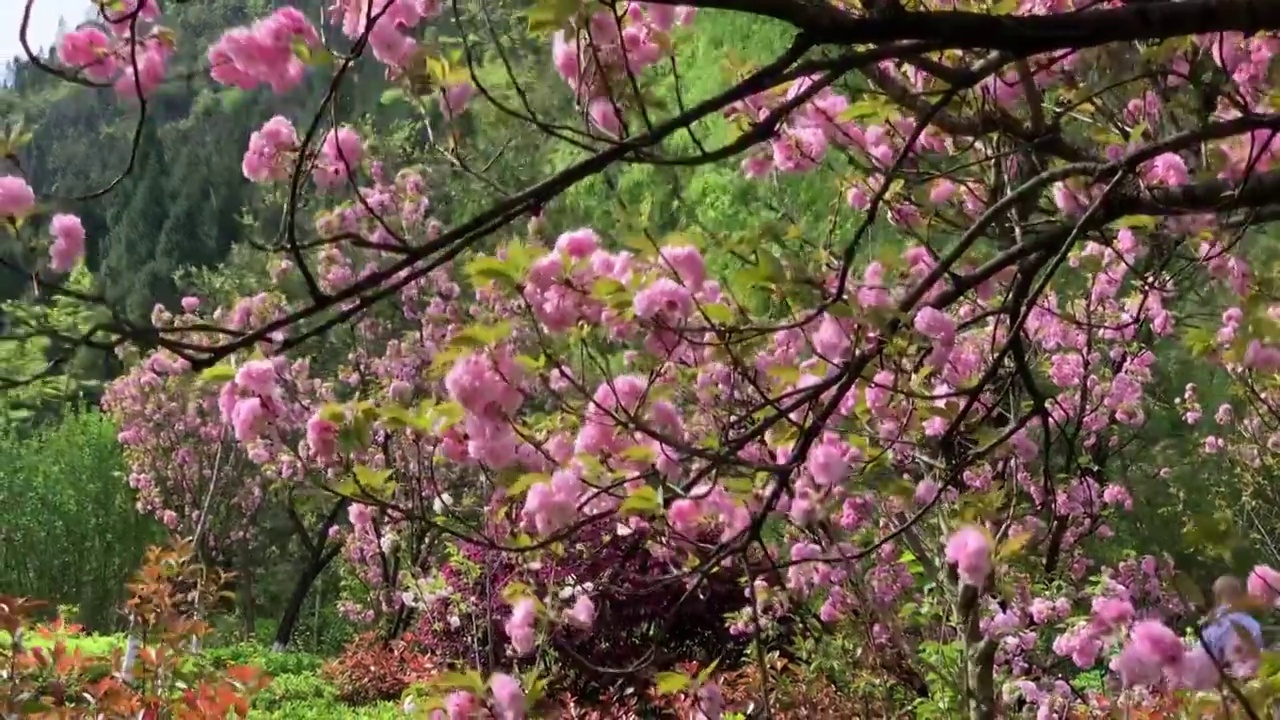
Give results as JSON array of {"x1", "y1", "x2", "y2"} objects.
[{"x1": 323, "y1": 631, "x2": 442, "y2": 705}]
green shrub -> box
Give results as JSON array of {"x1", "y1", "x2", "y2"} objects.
[
  {"x1": 0, "y1": 411, "x2": 162, "y2": 630},
  {"x1": 248, "y1": 697, "x2": 402, "y2": 719},
  {"x1": 203, "y1": 643, "x2": 325, "y2": 677},
  {"x1": 250, "y1": 672, "x2": 337, "y2": 712}
]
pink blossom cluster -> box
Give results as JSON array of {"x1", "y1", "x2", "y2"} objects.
[
  {"x1": 242, "y1": 116, "x2": 299, "y2": 183},
  {"x1": 945, "y1": 525, "x2": 993, "y2": 586},
  {"x1": 56, "y1": 0, "x2": 172, "y2": 98},
  {"x1": 421, "y1": 673, "x2": 525, "y2": 720},
  {"x1": 551, "y1": 3, "x2": 696, "y2": 135},
  {"x1": 313, "y1": 126, "x2": 366, "y2": 190},
  {"x1": 208, "y1": 6, "x2": 321, "y2": 94},
  {"x1": 728, "y1": 74, "x2": 878, "y2": 179},
  {"x1": 0, "y1": 176, "x2": 36, "y2": 217},
  {"x1": 48, "y1": 214, "x2": 87, "y2": 273},
  {"x1": 329, "y1": 0, "x2": 444, "y2": 70},
  {"x1": 0, "y1": 176, "x2": 87, "y2": 272}
]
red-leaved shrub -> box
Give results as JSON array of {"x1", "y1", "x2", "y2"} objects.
[
  {"x1": 412, "y1": 523, "x2": 753, "y2": 699},
  {"x1": 324, "y1": 631, "x2": 440, "y2": 705},
  {"x1": 0, "y1": 540, "x2": 270, "y2": 719}
]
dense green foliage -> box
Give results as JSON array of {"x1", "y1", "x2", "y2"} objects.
[{"x1": 0, "y1": 411, "x2": 160, "y2": 629}]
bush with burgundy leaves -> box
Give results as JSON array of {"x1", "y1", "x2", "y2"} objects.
[
  {"x1": 411, "y1": 521, "x2": 755, "y2": 696},
  {"x1": 323, "y1": 631, "x2": 440, "y2": 705}
]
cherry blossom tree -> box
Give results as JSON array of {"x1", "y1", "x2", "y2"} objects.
[{"x1": 8, "y1": 0, "x2": 1280, "y2": 716}]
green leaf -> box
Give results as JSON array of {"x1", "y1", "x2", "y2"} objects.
[
  {"x1": 508, "y1": 472, "x2": 549, "y2": 497},
  {"x1": 696, "y1": 658, "x2": 721, "y2": 684},
  {"x1": 515, "y1": 354, "x2": 545, "y2": 373},
  {"x1": 429, "y1": 670, "x2": 486, "y2": 694},
  {"x1": 380, "y1": 405, "x2": 415, "y2": 428},
  {"x1": 618, "y1": 444, "x2": 657, "y2": 463},
  {"x1": 767, "y1": 365, "x2": 802, "y2": 385},
  {"x1": 655, "y1": 671, "x2": 691, "y2": 695},
  {"x1": 380, "y1": 88, "x2": 407, "y2": 105},
  {"x1": 424, "y1": 401, "x2": 465, "y2": 433},
  {"x1": 701, "y1": 303, "x2": 734, "y2": 324},
  {"x1": 620, "y1": 485, "x2": 661, "y2": 516},
  {"x1": 591, "y1": 277, "x2": 628, "y2": 301},
  {"x1": 996, "y1": 531, "x2": 1033, "y2": 561},
  {"x1": 353, "y1": 465, "x2": 396, "y2": 501},
  {"x1": 318, "y1": 403, "x2": 347, "y2": 423},
  {"x1": 198, "y1": 364, "x2": 236, "y2": 383},
  {"x1": 527, "y1": 0, "x2": 580, "y2": 34},
  {"x1": 501, "y1": 582, "x2": 535, "y2": 604},
  {"x1": 451, "y1": 322, "x2": 513, "y2": 349},
  {"x1": 465, "y1": 256, "x2": 522, "y2": 288},
  {"x1": 1112, "y1": 215, "x2": 1158, "y2": 230}
]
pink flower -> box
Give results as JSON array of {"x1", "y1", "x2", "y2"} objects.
[
  {"x1": 1111, "y1": 644, "x2": 1163, "y2": 687},
  {"x1": 805, "y1": 439, "x2": 848, "y2": 486},
  {"x1": 1090, "y1": 596, "x2": 1135, "y2": 632},
  {"x1": 1175, "y1": 647, "x2": 1221, "y2": 690},
  {"x1": 1146, "y1": 152, "x2": 1189, "y2": 185},
  {"x1": 521, "y1": 470, "x2": 581, "y2": 536},
  {"x1": 1248, "y1": 565, "x2": 1280, "y2": 605},
  {"x1": 811, "y1": 315, "x2": 850, "y2": 360},
  {"x1": 444, "y1": 691, "x2": 478, "y2": 720},
  {"x1": 208, "y1": 7, "x2": 319, "y2": 94},
  {"x1": 944, "y1": 525, "x2": 992, "y2": 586},
  {"x1": 554, "y1": 228, "x2": 601, "y2": 259},
  {"x1": 57, "y1": 27, "x2": 117, "y2": 82},
  {"x1": 504, "y1": 598, "x2": 537, "y2": 656},
  {"x1": 914, "y1": 479, "x2": 939, "y2": 505},
  {"x1": 243, "y1": 116, "x2": 298, "y2": 183},
  {"x1": 658, "y1": 245, "x2": 707, "y2": 289},
  {"x1": 313, "y1": 126, "x2": 364, "y2": 188},
  {"x1": 234, "y1": 359, "x2": 278, "y2": 397},
  {"x1": 1113, "y1": 620, "x2": 1185, "y2": 687},
  {"x1": 48, "y1": 214, "x2": 86, "y2": 273},
  {"x1": 588, "y1": 96, "x2": 623, "y2": 136},
  {"x1": 488, "y1": 673, "x2": 525, "y2": 720},
  {"x1": 634, "y1": 278, "x2": 694, "y2": 321},
  {"x1": 322, "y1": 126, "x2": 364, "y2": 168},
  {"x1": 229, "y1": 397, "x2": 269, "y2": 442},
  {"x1": 348, "y1": 503, "x2": 372, "y2": 527},
  {"x1": 667, "y1": 498, "x2": 702, "y2": 536},
  {"x1": 306, "y1": 414, "x2": 339, "y2": 460},
  {"x1": 551, "y1": 31, "x2": 581, "y2": 87},
  {"x1": 913, "y1": 306, "x2": 956, "y2": 344},
  {"x1": 928, "y1": 179, "x2": 957, "y2": 205},
  {"x1": 0, "y1": 176, "x2": 35, "y2": 217},
  {"x1": 695, "y1": 682, "x2": 725, "y2": 720},
  {"x1": 181, "y1": 296, "x2": 201, "y2": 313},
  {"x1": 564, "y1": 595, "x2": 596, "y2": 630},
  {"x1": 442, "y1": 81, "x2": 474, "y2": 119},
  {"x1": 1130, "y1": 620, "x2": 1186, "y2": 664}
]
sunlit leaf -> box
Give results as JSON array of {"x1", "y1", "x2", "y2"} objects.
[
  {"x1": 654, "y1": 671, "x2": 690, "y2": 695},
  {"x1": 527, "y1": 0, "x2": 581, "y2": 34},
  {"x1": 380, "y1": 88, "x2": 407, "y2": 106},
  {"x1": 620, "y1": 485, "x2": 661, "y2": 516},
  {"x1": 198, "y1": 365, "x2": 236, "y2": 383},
  {"x1": 507, "y1": 472, "x2": 549, "y2": 497}
]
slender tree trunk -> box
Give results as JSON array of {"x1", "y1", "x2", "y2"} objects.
[{"x1": 239, "y1": 555, "x2": 256, "y2": 642}]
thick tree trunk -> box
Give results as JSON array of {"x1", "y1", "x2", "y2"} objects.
[
  {"x1": 271, "y1": 544, "x2": 340, "y2": 650},
  {"x1": 271, "y1": 499, "x2": 348, "y2": 651}
]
